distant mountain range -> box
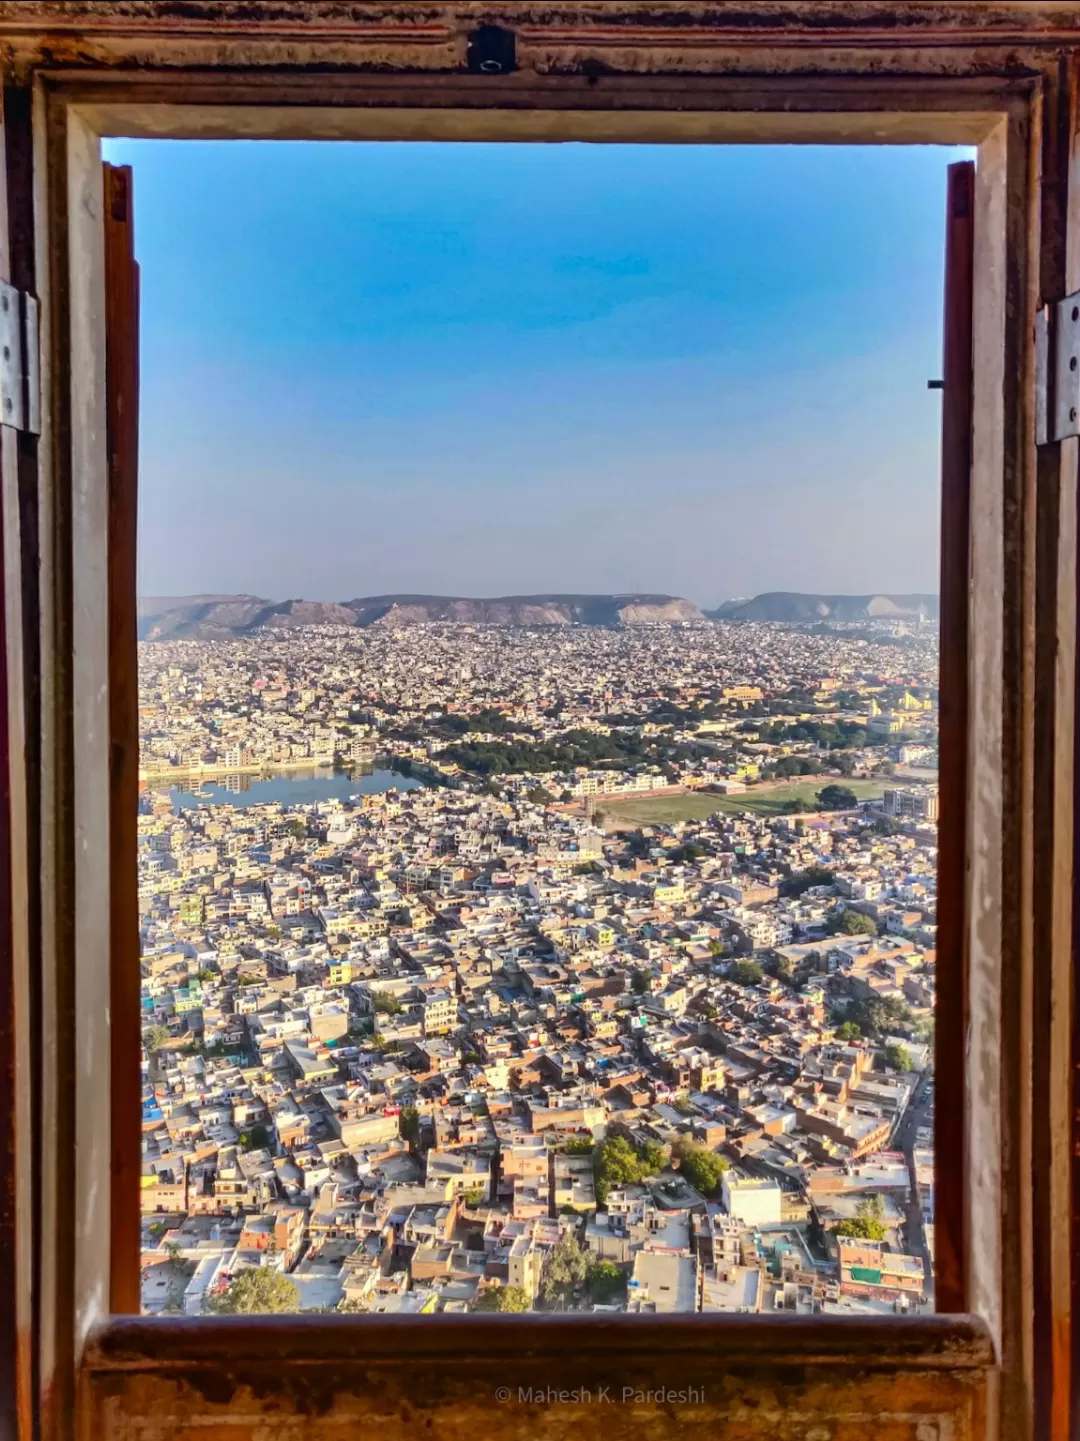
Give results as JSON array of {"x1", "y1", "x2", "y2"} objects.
[
  {"x1": 137, "y1": 590, "x2": 940, "y2": 640},
  {"x1": 137, "y1": 593, "x2": 705, "y2": 639},
  {"x1": 707, "y1": 592, "x2": 939, "y2": 623}
]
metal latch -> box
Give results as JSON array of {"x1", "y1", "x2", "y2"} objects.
[
  {"x1": 1036, "y1": 292, "x2": 1080, "y2": 445},
  {"x1": 0, "y1": 279, "x2": 39, "y2": 434}
]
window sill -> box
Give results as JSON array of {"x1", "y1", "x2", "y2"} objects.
[{"x1": 85, "y1": 1313, "x2": 993, "y2": 1441}]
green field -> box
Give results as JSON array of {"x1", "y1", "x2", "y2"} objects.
[{"x1": 598, "y1": 778, "x2": 887, "y2": 828}]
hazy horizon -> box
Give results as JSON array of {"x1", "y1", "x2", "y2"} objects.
[
  {"x1": 139, "y1": 584, "x2": 941, "y2": 609},
  {"x1": 104, "y1": 139, "x2": 966, "y2": 605}
]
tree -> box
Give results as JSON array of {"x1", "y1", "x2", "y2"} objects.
[
  {"x1": 839, "y1": 909, "x2": 878, "y2": 937},
  {"x1": 672, "y1": 1137, "x2": 728, "y2": 1197},
  {"x1": 637, "y1": 1140, "x2": 665, "y2": 1174},
  {"x1": 205, "y1": 1268, "x2": 300, "y2": 1315},
  {"x1": 884, "y1": 1043, "x2": 913, "y2": 1073},
  {"x1": 240, "y1": 1123, "x2": 269, "y2": 1152},
  {"x1": 835, "y1": 1196, "x2": 887, "y2": 1243},
  {"x1": 835, "y1": 1021, "x2": 862, "y2": 1042},
  {"x1": 858, "y1": 1193, "x2": 885, "y2": 1222},
  {"x1": 564, "y1": 1136, "x2": 595, "y2": 1156},
  {"x1": 818, "y1": 784, "x2": 858, "y2": 811},
  {"x1": 371, "y1": 989, "x2": 402, "y2": 1016},
  {"x1": 780, "y1": 866, "x2": 835, "y2": 898},
  {"x1": 834, "y1": 1216, "x2": 886, "y2": 1242},
  {"x1": 841, "y1": 994, "x2": 915, "y2": 1040},
  {"x1": 473, "y1": 1284, "x2": 530, "y2": 1313},
  {"x1": 730, "y1": 959, "x2": 764, "y2": 986},
  {"x1": 163, "y1": 1240, "x2": 183, "y2": 1265},
  {"x1": 462, "y1": 1184, "x2": 485, "y2": 1208},
  {"x1": 542, "y1": 1230, "x2": 589, "y2": 1306},
  {"x1": 587, "y1": 1258, "x2": 625, "y2": 1304},
  {"x1": 631, "y1": 968, "x2": 651, "y2": 996},
  {"x1": 526, "y1": 785, "x2": 555, "y2": 806},
  {"x1": 399, "y1": 1104, "x2": 420, "y2": 1146},
  {"x1": 143, "y1": 1024, "x2": 169, "y2": 1053},
  {"x1": 593, "y1": 1135, "x2": 658, "y2": 1207},
  {"x1": 707, "y1": 939, "x2": 724, "y2": 957}
]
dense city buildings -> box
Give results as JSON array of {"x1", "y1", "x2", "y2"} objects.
[{"x1": 138, "y1": 615, "x2": 939, "y2": 1318}]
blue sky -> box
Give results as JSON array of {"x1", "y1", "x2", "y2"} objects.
[{"x1": 103, "y1": 139, "x2": 968, "y2": 607}]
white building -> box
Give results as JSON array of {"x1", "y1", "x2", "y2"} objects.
[{"x1": 722, "y1": 1172, "x2": 783, "y2": 1226}]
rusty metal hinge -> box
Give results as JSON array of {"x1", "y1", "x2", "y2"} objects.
[
  {"x1": 1035, "y1": 292, "x2": 1080, "y2": 445},
  {"x1": 0, "y1": 279, "x2": 39, "y2": 434}
]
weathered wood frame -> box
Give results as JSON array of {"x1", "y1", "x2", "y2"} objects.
[{"x1": 0, "y1": 5, "x2": 1075, "y2": 1441}]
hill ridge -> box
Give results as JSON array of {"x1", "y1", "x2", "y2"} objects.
[{"x1": 138, "y1": 592, "x2": 705, "y2": 640}]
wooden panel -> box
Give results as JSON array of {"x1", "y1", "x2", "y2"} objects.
[
  {"x1": 102, "y1": 161, "x2": 139, "y2": 1316},
  {"x1": 1029, "y1": 57, "x2": 1080, "y2": 1441},
  {"x1": 935, "y1": 158, "x2": 975, "y2": 1317},
  {"x1": 0, "y1": 71, "x2": 36, "y2": 1441}
]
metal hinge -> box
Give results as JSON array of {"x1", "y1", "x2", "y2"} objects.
[
  {"x1": 0, "y1": 279, "x2": 39, "y2": 434},
  {"x1": 1035, "y1": 292, "x2": 1080, "y2": 445}
]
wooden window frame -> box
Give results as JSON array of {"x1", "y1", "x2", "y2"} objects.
[{"x1": 0, "y1": 5, "x2": 1076, "y2": 1440}]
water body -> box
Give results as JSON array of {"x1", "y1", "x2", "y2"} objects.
[{"x1": 164, "y1": 766, "x2": 424, "y2": 811}]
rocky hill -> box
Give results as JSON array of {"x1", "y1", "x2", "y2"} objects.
[
  {"x1": 708, "y1": 592, "x2": 939, "y2": 623},
  {"x1": 138, "y1": 592, "x2": 705, "y2": 639}
]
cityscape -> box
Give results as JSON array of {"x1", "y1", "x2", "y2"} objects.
[{"x1": 137, "y1": 596, "x2": 940, "y2": 1318}]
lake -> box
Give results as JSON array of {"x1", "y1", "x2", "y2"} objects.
[{"x1": 163, "y1": 766, "x2": 425, "y2": 811}]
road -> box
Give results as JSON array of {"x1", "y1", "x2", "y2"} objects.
[{"x1": 892, "y1": 1069, "x2": 934, "y2": 1304}]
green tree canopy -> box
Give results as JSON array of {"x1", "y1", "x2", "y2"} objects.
[
  {"x1": 884, "y1": 1043, "x2": 913, "y2": 1073},
  {"x1": 593, "y1": 1135, "x2": 661, "y2": 1207},
  {"x1": 473, "y1": 1284, "x2": 530, "y2": 1313},
  {"x1": 143, "y1": 1024, "x2": 169, "y2": 1053},
  {"x1": 239, "y1": 1123, "x2": 269, "y2": 1153},
  {"x1": 839, "y1": 994, "x2": 915, "y2": 1040},
  {"x1": 587, "y1": 1258, "x2": 626, "y2": 1304},
  {"x1": 672, "y1": 1137, "x2": 729, "y2": 1197},
  {"x1": 780, "y1": 866, "x2": 835, "y2": 898},
  {"x1": 542, "y1": 1230, "x2": 590, "y2": 1306},
  {"x1": 371, "y1": 989, "x2": 402, "y2": 1015},
  {"x1": 833, "y1": 1216, "x2": 886, "y2": 1242},
  {"x1": 206, "y1": 1267, "x2": 300, "y2": 1315},
  {"x1": 839, "y1": 909, "x2": 878, "y2": 937},
  {"x1": 631, "y1": 968, "x2": 651, "y2": 996},
  {"x1": 730, "y1": 959, "x2": 764, "y2": 986},
  {"x1": 835, "y1": 1021, "x2": 862, "y2": 1042},
  {"x1": 818, "y1": 784, "x2": 859, "y2": 811}
]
